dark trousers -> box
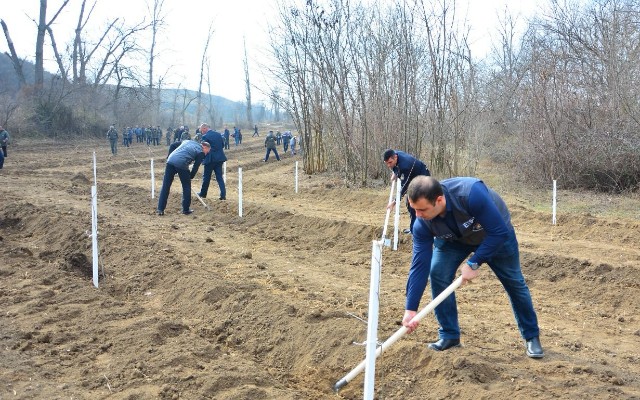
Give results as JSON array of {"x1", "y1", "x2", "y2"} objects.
[
  {"x1": 157, "y1": 163, "x2": 192, "y2": 213},
  {"x1": 264, "y1": 148, "x2": 280, "y2": 161},
  {"x1": 1, "y1": 145, "x2": 6, "y2": 157},
  {"x1": 0, "y1": 149, "x2": 4, "y2": 168},
  {"x1": 406, "y1": 197, "x2": 417, "y2": 232},
  {"x1": 200, "y1": 161, "x2": 226, "y2": 199}
]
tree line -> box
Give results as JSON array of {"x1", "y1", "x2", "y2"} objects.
[{"x1": 267, "y1": 0, "x2": 639, "y2": 192}]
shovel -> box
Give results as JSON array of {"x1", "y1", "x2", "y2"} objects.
[{"x1": 333, "y1": 276, "x2": 463, "y2": 393}]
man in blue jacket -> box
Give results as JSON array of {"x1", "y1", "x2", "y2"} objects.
[
  {"x1": 383, "y1": 149, "x2": 430, "y2": 233},
  {"x1": 157, "y1": 140, "x2": 210, "y2": 215},
  {"x1": 197, "y1": 123, "x2": 227, "y2": 200},
  {"x1": 401, "y1": 176, "x2": 544, "y2": 358}
]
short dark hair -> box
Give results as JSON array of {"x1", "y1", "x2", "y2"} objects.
[
  {"x1": 382, "y1": 149, "x2": 396, "y2": 161},
  {"x1": 201, "y1": 142, "x2": 211, "y2": 149},
  {"x1": 407, "y1": 176, "x2": 443, "y2": 205}
]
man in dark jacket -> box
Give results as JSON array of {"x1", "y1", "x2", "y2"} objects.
[
  {"x1": 197, "y1": 123, "x2": 227, "y2": 200},
  {"x1": 263, "y1": 131, "x2": 280, "y2": 161},
  {"x1": 400, "y1": 176, "x2": 544, "y2": 358},
  {"x1": 383, "y1": 149, "x2": 430, "y2": 233},
  {"x1": 156, "y1": 140, "x2": 210, "y2": 215}
]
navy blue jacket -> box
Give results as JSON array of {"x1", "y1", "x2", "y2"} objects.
[
  {"x1": 405, "y1": 178, "x2": 513, "y2": 311},
  {"x1": 201, "y1": 129, "x2": 227, "y2": 164},
  {"x1": 392, "y1": 150, "x2": 430, "y2": 197}
]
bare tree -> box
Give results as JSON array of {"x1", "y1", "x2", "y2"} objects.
[
  {"x1": 196, "y1": 23, "x2": 214, "y2": 126},
  {"x1": 0, "y1": 19, "x2": 27, "y2": 86},
  {"x1": 243, "y1": 37, "x2": 253, "y2": 128},
  {"x1": 35, "y1": 0, "x2": 70, "y2": 89}
]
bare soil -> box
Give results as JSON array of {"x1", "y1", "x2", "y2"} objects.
[{"x1": 1, "y1": 135, "x2": 639, "y2": 400}]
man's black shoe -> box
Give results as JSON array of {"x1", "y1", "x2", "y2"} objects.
[
  {"x1": 219, "y1": 197, "x2": 226, "y2": 200},
  {"x1": 428, "y1": 338, "x2": 461, "y2": 351},
  {"x1": 402, "y1": 228, "x2": 412, "y2": 234},
  {"x1": 525, "y1": 336, "x2": 544, "y2": 358},
  {"x1": 197, "y1": 193, "x2": 206, "y2": 199},
  {"x1": 182, "y1": 209, "x2": 194, "y2": 215},
  {"x1": 157, "y1": 210, "x2": 164, "y2": 216}
]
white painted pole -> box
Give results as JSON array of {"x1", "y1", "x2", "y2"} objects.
[
  {"x1": 334, "y1": 276, "x2": 464, "y2": 393},
  {"x1": 238, "y1": 167, "x2": 243, "y2": 218},
  {"x1": 552, "y1": 180, "x2": 557, "y2": 225},
  {"x1": 91, "y1": 185, "x2": 99, "y2": 288},
  {"x1": 393, "y1": 179, "x2": 401, "y2": 251},
  {"x1": 381, "y1": 180, "x2": 396, "y2": 247},
  {"x1": 295, "y1": 161, "x2": 299, "y2": 193},
  {"x1": 150, "y1": 158, "x2": 155, "y2": 199},
  {"x1": 92, "y1": 151, "x2": 97, "y2": 187},
  {"x1": 363, "y1": 240, "x2": 383, "y2": 399},
  {"x1": 223, "y1": 161, "x2": 227, "y2": 183}
]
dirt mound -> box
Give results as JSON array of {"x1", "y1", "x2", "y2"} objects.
[{"x1": 0, "y1": 137, "x2": 638, "y2": 399}]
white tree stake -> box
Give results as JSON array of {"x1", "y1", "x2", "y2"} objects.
[
  {"x1": 393, "y1": 179, "x2": 401, "y2": 250},
  {"x1": 238, "y1": 167, "x2": 243, "y2": 217},
  {"x1": 223, "y1": 161, "x2": 227, "y2": 183},
  {"x1": 295, "y1": 161, "x2": 299, "y2": 193},
  {"x1": 363, "y1": 240, "x2": 383, "y2": 399},
  {"x1": 91, "y1": 185, "x2": 99, "y2": 288},
  {"x1": 150, "y1": 158, "x2": 155, "y2": 199},
  {"x1": 552, "y1": 180, "x2": 557, "y2": 225},
  {"x1": 381, "y1": 180, "x2": 396, "y2": 247}
]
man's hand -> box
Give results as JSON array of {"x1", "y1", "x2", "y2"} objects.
[
  {"x1": 460, "y1": 263, "x2": 480, "y2": 285},
  {"x1": 402, "y1": 310, "x2": 419, "y2": 334},
  {"x1": 386, "y1": 199, "x2": 396, "y2": 210},
  {"x1": 390, "y1": 172, "x2": 397, "y2": 181}
]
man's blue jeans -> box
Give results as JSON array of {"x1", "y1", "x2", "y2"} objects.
[
  {"x1": 157, "y1": 163, "x2": 192, "y2": 213},
  {"x1": 430, "y1": 230, "x2": 540, "y2": 341},
  {"x1": 200, "y1": 161, "x2": 226, "y2": 199}
]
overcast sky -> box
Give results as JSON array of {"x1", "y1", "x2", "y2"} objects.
[{"x1": 1, "y1": 0, "x2": 539, "y2": 103}]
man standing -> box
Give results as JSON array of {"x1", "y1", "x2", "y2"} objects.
[
  {"x1": 107, "y1": 125, "x2": 118, "y2": 155},
  {"x1": 263, "y1": 131, "x2": 280, "y2": 162},
  {"x1": 383, "y1": 149, "x2": 430, "y2": 233},
  {"x1": 0, "y1": 126, "x2": 9, "y2": 157},
  {"x1": 401, "y1": 176, "x2": 544, "y2": 358},
  {"x1": 223, "y1": 127, "x2": 230, "y2": 149},
  {"x1": 156, "y1": 140, "x2": 210, "y2": 215},
  {"x1": 253, "y1": 124, "x2": 259, "y2": 137},
  {"x1": 198, "y1": 123, "x2": 227, "y2": 200}
]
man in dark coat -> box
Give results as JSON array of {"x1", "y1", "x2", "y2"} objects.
[
  {"x1": 197, "y1": 123, "x2": 227, "y2": 200},
  {"x1": 383, "y1": 149, "x2": 430, "y2": 233}
]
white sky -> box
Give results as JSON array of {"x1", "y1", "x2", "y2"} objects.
[{"x1": 1, "y1": 0, "x2": 540, "y2": 103}]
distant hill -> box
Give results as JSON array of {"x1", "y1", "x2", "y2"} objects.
[{"x1": 0, "y1": 52, "x2": 270, "y2": 125}]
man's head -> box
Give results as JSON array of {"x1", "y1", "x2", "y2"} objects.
[
  {"x1": 201, "y1": 141, "x2": 211, "y2": 154},
  {"x1": 383, "y1": 149, "x2": 398, "y2": 168},
  {"x1": 407, "y1": 176, "x2": 447, "y2": 220},
  {"x1": 200, "y1": 122, "x2": 210, "y2": 133}
]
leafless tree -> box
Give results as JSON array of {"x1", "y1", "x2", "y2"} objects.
[
  {"x1": 243, "y1": 37, "x2": 253, "y2": 128},
  {"x1": 35, "y1": 0, "x2": 70, "y2": 89},
  {"x1": 0, "y1": 19, "x2": 27, "y2": 86},
  {"x1": 196, "y1": 23, "x2": 214, "y2": 126}
]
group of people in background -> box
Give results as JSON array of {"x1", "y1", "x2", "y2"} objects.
[{"x1": 263, "y1": 130, "x2": 298, "y2": 162}]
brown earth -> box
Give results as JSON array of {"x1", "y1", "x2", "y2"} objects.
[{"x1": 0, "y1": 134, "x2": 639, "y2": 400}]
